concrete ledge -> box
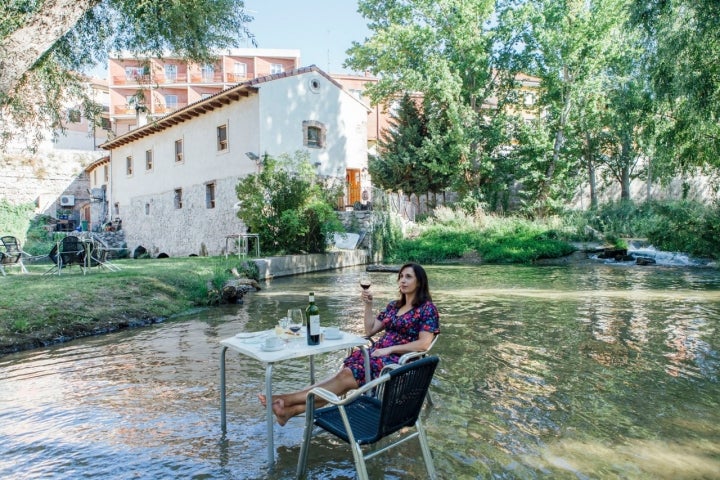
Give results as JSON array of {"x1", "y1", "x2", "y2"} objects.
[{"x1": 254, "y1": 249, "x2": 369, "y2": 279}]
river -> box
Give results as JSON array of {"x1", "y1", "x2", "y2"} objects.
[{"x1": 1, "y1": 264, "x2": 719, "y2": 479}]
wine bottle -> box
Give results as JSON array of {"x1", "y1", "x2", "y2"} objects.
[{"x1": 306, "y1": 292, "x2": 320, "y2": 345}]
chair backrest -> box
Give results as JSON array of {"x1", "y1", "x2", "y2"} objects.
[
  {"x1": 377, "y1": 356, "x2": 439, "y2": 439},
  {"x1": 0, "y1": 236, "x2": 22, "y2": 263},
  {"x1": 60, "y1": 236, "x2": 85, "y2": 265}
]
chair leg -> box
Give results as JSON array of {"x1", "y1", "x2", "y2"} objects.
[
  {"x1": 19, "y1": 260, "x2": 28, "y2": 274},
  {"x1": 296, "y1": 404, "x2": 314, "y2": 479},
  {"x1": 350, "y1": 442, "x2": 370, "y2": 480},
  {"x1": 0, "y1": 265, "x2": 5, "y2": 276},
  {"x1": 415, "y1": 418, "x2": 437, "y2": 479}
]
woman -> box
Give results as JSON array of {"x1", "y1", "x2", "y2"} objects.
[{"x1": 259, "y1": 262, "x2": 440, "y2": 426}]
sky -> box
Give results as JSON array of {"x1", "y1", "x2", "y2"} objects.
[{"x1": 242, "y1": 0, "x2": 371, "y2": 74}]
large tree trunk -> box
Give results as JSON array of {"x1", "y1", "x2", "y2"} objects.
[
  {"x1": 620, "y1": 136, "x2": 632, "y2": 201},
  {"x1": 584, "y1": 133, "x2": 598, "y2": 209},
  {"x1": 0, "y1": 0, "x2": 97, "y2": 96}
]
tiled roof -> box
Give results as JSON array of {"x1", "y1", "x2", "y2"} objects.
[{"x1": 101, "y1": 65, "x2": 340, "y2": 150}]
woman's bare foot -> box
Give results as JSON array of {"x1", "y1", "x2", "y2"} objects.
[{"x1": 272, "y1": 399, "x2": 292, "y2": 426}]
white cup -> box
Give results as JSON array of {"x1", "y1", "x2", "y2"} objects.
[
  {"x1": 264, "y1": 336, "x2": 282, "y2": 349},
  {"x1": 325, "y1": 327, "x2": 340, "y2": 339}
]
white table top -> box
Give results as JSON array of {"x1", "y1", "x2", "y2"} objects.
[{"x1": 220, "y1": 328, "x2": 368, "y2": 363}]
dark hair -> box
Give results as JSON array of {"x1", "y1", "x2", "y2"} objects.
[{"x1": 397, "y1": 262, "x2": 432, "y2": 308}]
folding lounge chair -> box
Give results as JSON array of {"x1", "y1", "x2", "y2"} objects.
[{"x1": 46, "y1": 236, "x2": 86, "y2": 275}]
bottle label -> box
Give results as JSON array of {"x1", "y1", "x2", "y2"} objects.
[{"x1": 308, "y1": 314, "x2": 320, "y2": 335}]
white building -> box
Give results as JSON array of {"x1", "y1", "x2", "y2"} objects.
[{"x1": 101, "y1": 66, "x2": 370, "y2": 257}]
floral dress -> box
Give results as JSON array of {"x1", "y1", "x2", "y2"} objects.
[{"x1": 343, "y1": 300, "x2": 440, "y2": 386}]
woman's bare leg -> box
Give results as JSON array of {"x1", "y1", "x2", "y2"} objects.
[{"x1": 258, "y1": 367, "x2": 358, "y2": 426}]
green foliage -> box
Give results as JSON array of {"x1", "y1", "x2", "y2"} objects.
[
  {"x1": 234, "y1": 151, "x2": 344, "y2": 255},
  {"x1": 1, "y1": 0, "x2": 254, "y2": 149},
  {"x1": 237, "y1": 260, "x2": 259, "y2": 281},
  {"x1": 384, "y1": 206, "x2": 576, "y2": 264},
  {"x1": 0, "y1": 199, "x2": 34, "y2": 242},
  {"x1": 580, "y1": 200, "x2": 720, "y2": 259}
]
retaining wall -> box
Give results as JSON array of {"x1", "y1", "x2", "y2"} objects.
[{"x1": 253, "y1": 249, "x2": 368, "y2": 279}]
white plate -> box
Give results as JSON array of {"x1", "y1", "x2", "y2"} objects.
[
  {"x1": 235, "y1": 331, "x2": 266, "y2": 339},
  {"x1": 261, "y1": 343, "x2": 285, "y2": 352}
]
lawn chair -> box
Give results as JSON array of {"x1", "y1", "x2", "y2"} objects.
[
  {"x1": 0, "y1": 236, "x2": 29, "y2": 276},
  {"x1": 46, "y1": 236, "x2": 86, "y2": 275},
  {"x1": 362, "y1": 333, "x2": 440, "y2": 405},
  {"x1": 297, "y1": 356, "x2": 440, "y2": 480}
]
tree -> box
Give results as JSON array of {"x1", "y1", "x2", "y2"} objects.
[
  {"x1": 0, "y1": 0, "x2": 253, "y2": 150},
  {"x1": 234, "y1": 152, "x2": 344, "y2": 255},
  {"x1": 346, "y1": 0, "x2": 496, "y2": 202},
  {"x1": 630, "y1": 0, "x2": 720, "y2": 172}
]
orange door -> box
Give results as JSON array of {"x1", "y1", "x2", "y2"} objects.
[{"x1": 346, "y1": 169, "x2": 361, "y2": 206}]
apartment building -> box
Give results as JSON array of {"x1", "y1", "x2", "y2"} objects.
[{"x1": 108, "y1": 48, "x2": 301, "y2": 135}]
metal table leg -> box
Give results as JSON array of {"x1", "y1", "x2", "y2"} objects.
[
  {"x1": 265, "y1": 363, "x2": 275, "y2": 465},
  {"x1": 220, "y1": 346, "x2": 228, "y2": 432}
]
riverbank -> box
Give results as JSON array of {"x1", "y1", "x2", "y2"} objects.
[{"x1": 0, "y1": 251, "x2": 369, "y2": 357}]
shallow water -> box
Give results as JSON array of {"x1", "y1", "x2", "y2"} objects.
[{"x1": 1, "y1": 264, "x2": 719, "y2": 479}]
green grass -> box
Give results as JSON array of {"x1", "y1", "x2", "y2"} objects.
[{"x1": 0, "y1": 256, "x2": 240, "y2": 354}]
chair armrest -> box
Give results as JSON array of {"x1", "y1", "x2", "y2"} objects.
[
  {"x1": 398, "y1": 350, "x2": 427, "y2": 365},
  {"x1": 307, "y1": 374, "x2": 389, "y2": 407}
]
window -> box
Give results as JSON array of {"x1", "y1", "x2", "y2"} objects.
[
  {"x1": 145, "y1": 203, "x2": 150, "y2": 215},
  {"x1": 126, "y1": 156, "x2": 133, "y2": 175},
  {"x1": 103, "y1": 165, "x2": 109, "y2": 182},
  {"x1": 174, "y1": 188, "x2": 183, "y2": 209},
  {"x1": 100, "y1": 117, "x2": 111, "y2": 131},
  {"x1": 164, "y1": 94, "x2": 178, "y2": 111},
  {"x1": 174, "y1": 139, "x2": 183, "y2": 163},
  {"x1": 217, "y1": 124, "x2": 228, "y2": 151},
  {"x1": 114, "y1": 202, "x2": 119, "y2": 215},
  {"x1": 205, "y1": 182, "x2": 216, "y2": 209},
  {"x1": 201, "y1": 93, "x2": 213, "y2": 100},
  {"x1": 307, "y1": 126, "x2": 321, "y2": 147},
  {"x1": 93, "y1": 170, "x2": 97, "y2": 184},
  {"x1": 234, "y1": 62, "x2": 247, "y2": 77},
  {"x1": 164, "y1": 64, "x2": 178, "y2": 82},
  {"x1": 271, "y1": 63, "x2": 284, "y2": 74},
  {"x1": 201, "y1": 64, "x2": 215, "y2": 82},
  {"x1": 125, "y1": 66, "x2": 146, "y2": 79},
  {"x1": 145, "y1": 149, "x2": 153, "y2": 171},
  {"x1": 524, "y1": 92, "x2": 536, "y2": 106},
  {"x1": 303, "y1": 120, "x2": 326, "y2": 148},
  {"x1": 348, "y1": 88, "x2": 363, "y2": 100}
]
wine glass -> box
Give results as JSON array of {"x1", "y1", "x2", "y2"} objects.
[
  {"x1": 288, "y1": 308, "x2": 305, "y2": 335},
  {"x1": 359, "y1": 272, "x2": 371, "y2": 290}
]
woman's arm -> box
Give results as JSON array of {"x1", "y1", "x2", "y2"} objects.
[
  {"x1": 361, "y1": 289, "x2": 384, "y2": 336},
  {"x1": 370, "y1": 330, "x2": 435, "y2": 357}
]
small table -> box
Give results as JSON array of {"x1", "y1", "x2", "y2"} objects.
[
  {"x1": 219, "y1": 329, "x2": 368, "y2": 465},
  {"x1": 224, "y1": 233, "x2": 260, "y2": 259}
]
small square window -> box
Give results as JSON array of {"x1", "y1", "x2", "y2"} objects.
[
  {"x1": 271, "y1": 63, "x2": 284, "y2": 74},
  {"x1": 307, "y1": 126, "x2": 321, "y2": 147},
  {"x1": 303, "y1": 121, "x2": 326, "y2": 149},
  {"x1": 217, "y1": 124, "x2": 228, "y2": 151}
]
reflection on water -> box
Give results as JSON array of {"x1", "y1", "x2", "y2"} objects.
[{"x1": 1, "y1": 265, "x2": 719, "y2": 479}]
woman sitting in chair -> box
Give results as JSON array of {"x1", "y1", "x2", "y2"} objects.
[{"x1": 259, "y1": 262, "x2": 440, "y2": 426}]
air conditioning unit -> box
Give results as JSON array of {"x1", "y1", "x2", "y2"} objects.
[{"x1": 60, "y1": 195, "x2": 75, "y2": 206}]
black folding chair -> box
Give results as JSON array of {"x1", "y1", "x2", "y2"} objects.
[
  {"x1": 0, "y1": 236, "x2": 29, "y2": 275},
  {"x1": 297, "y1": 356, "x2": 439, "y2": 480},
  {"x1": 45, "y1": 236, "x2": 86, "y2": 275}
]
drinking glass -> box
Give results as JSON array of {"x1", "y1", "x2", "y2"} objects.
[
  {"x1": 359, "y1": 273, "x2": 371, "y2": 290},
  {"x1": 288, "y1": 308, "x2": 305, "y2": 335}
]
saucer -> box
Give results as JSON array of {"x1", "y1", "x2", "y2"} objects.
[
  {"x1": 324, "y1": 331, "x2": 343, "y2": 340},
  {"x1": 235, "y1": 331, "x2": 266, "y2": 339},
  {"x1": 261, "y1": 343, "x2": 285, "y2": 352}
]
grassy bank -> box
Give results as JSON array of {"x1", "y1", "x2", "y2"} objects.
[{"x1": 0, "y1": 256, "x2": 239, "y2": 355}]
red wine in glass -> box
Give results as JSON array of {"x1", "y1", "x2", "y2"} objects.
[{"x1": 359, "y1": 274, "x2": 371, "y2": 290}]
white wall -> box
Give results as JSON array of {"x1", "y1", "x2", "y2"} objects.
[{"x1": 107, "y1": 69, "x2": 369, "y2": 257}]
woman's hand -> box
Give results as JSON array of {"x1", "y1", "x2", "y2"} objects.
[
  {"x1": 370, "y1": 346, "x2": 393, "y2": 357},
  {"x1": 361, "y1": 289, "x2": 373, "y2": 304}
]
